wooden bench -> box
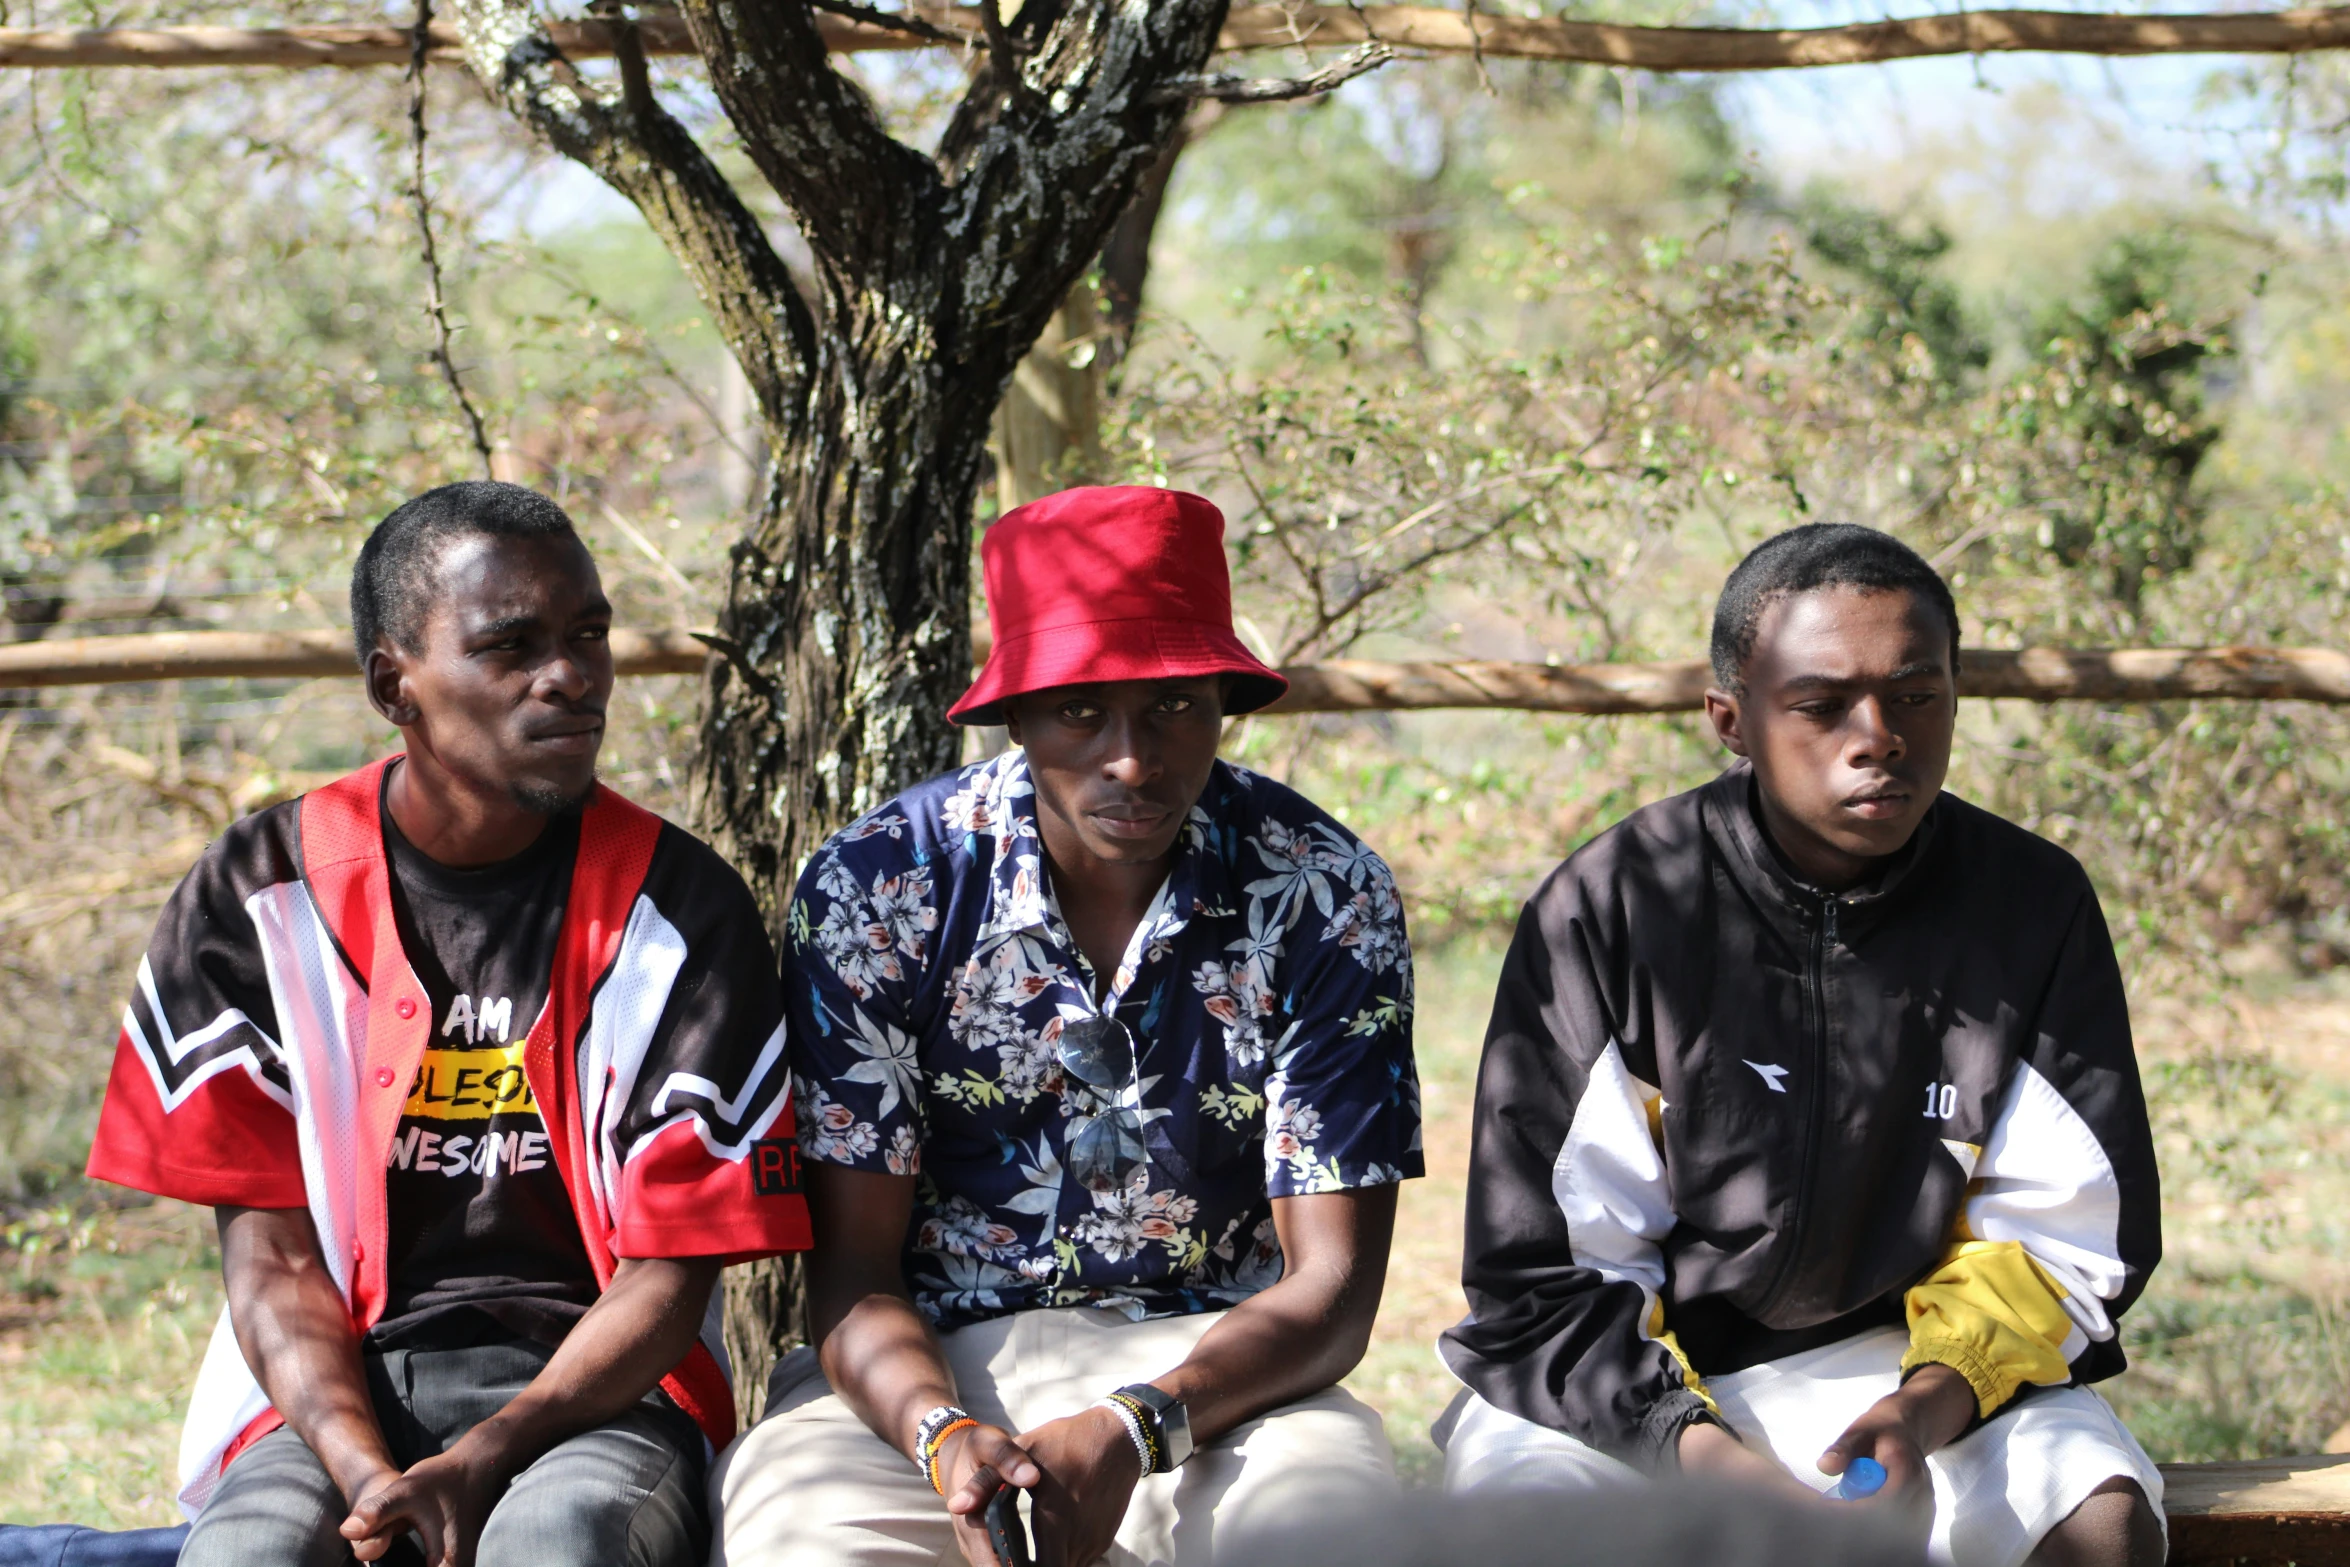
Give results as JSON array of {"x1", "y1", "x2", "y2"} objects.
[{"x1": 2165, "y1": 1455, "x2": 2350, "y2": 1564}]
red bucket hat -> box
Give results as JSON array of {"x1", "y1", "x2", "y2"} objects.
[{"x1": 949, "y1": 485, "x2": 1288, "y2": 726}]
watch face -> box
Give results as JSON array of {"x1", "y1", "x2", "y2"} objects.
[{"x1": 1160, "y1": 1398, "x2": 1194, "y2": 1467}]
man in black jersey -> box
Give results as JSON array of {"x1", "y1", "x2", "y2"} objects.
[{"x1": 87, "y1": 483, "x2": 810, "y2": 1566}]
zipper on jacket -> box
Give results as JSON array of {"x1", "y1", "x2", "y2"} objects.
[{"x1": 1761, "y1": 892, "x2": 1837, "y2": 1318}]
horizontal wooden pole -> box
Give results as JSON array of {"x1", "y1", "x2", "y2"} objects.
[
  {"x1": 0, "y1": 627, "x2": 712, "y2": 687},
  {"x1": 1267, "y1": 646, "x2": 2350, "y2": 712},
  {"x1": 5, "y1": 630, "x2": 2348, "y2": 710},
  {"x1": 1230, "y1": 4, "x2": 2350, "y2": 69},
  {"x1": 5, "y1": 5, "x2": 2349, "y2": 72},
  {"x1": 0, "y1": 14, "x2": 875, "y2": 68}
]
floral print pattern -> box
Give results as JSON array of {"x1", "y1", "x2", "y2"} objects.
[{"x1": 786, "y1": 751, "x2": 1421, "y2": 1327}]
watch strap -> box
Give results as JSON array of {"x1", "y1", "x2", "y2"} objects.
[{"x1": 1109, "y1": 1383, "x2": 1192, "y2": 1472}]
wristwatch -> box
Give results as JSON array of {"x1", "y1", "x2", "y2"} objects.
[{"x1": 1108, "y1": 1383, "x2": 1194, "y2": 1473}]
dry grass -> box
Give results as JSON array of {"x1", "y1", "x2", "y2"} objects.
[
  {"x1": 0, "y1": 1200, "x2": 220, "y2": 1527},
  {"x1": 1342, "y1": 938, "x2": 1497, "y2": 1485}
]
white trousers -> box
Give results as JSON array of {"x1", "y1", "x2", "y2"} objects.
[
  {"x1": 711, "y1": 1305, "x2": 1397, "y2": 1567},
  {"x1": 1442, "y1": 1326, "x2": 2165, "y2": 1567}
]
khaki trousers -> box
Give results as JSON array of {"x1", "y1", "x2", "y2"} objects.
[{"x1": 711, "y1": 1306, "x2": 1397, "y2": 1567}]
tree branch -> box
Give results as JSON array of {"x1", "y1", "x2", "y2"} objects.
[
  {"x1": 1151, "y1": 38, "x2": 1392, "y2": 104},
  {"x1": 444, "y1": 0, "x2": 817, "y2": 431},
  {"x1": 16, "y1": 7, "x2": 2350, "y2": 71},
  {"x1": 977, "y1": 0, "x2": 1032, "y2": 98},
  {"x1": 805, "y1": 0, "x2": 974, "y2": 49},
  {"x1": 924, "y1": 2, "x2": 1225, "y2": 370},
  {"x1": 670, "y1": 0, "x2": 937, "y2": 282},
  {"x1": 407, "y1": 0, "x2": 496, "y2": 474}
]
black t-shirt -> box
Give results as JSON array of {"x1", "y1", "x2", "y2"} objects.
[{"x1": 371, "y1": 772, "x2": 600, "y2": 1350}]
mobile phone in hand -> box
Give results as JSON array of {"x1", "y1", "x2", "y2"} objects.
[{"x1": 983, "y1": 1482, "x2": 1031, "y2": 1567}]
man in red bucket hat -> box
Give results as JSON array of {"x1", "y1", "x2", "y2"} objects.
[{"x1": 715, "y1": 485, "x2": 1425, "y2": 1566}]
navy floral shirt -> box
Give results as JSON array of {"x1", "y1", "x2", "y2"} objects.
[{"x1": 785, "y1": 750, "x2": 1422, "y2": 1328}]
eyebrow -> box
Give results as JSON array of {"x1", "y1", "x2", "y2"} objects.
[
  {"x1": 473, "y1": 615, "x2": 541, "y2": 639},
  {"x1": 471, "y1": 599, "x2": 612, "y2": 639},
  {"x1": 1779, "y1": 661, "x2": 1949, "y2": 692}
]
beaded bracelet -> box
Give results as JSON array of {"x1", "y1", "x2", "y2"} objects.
[
  {"x1": 1095, "y1": 1395, "x2": 1155, "y2": 1478},
  {"x1": 914, "y1": 1405, "x2": 979, "y2": 1496}
]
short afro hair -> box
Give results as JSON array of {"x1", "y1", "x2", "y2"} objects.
[
  {"x1": 1710, "y1": 523, "x2": 1959, "y2": 693},
  {"x1": 350, "y1": 481, "x2": 583, "y2": 664}
]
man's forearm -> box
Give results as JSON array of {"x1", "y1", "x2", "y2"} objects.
[
  {"x1": 804, "y1": 1163, "x2": 965, "y2": 1460},
  {"x1": 1149, "y1": 1261, "x2": 1378, "y2": 1446},
  {"x1": 459, "y1": 1256, "x2": 721, "y2": 1479},
  {"x1": 217, "y1": 1206, "x2": 396, "y2": 1502},
  {"x1": 816, "y1": 1277, "x2": 963, "y2": 1458},
  {"x1": 1152, "y1": 1187, "x2": 1394, "y2": 1446}
]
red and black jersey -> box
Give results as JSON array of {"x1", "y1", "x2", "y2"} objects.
[{"x1": 86, "y1": 759, "x2": 812, "y2": 1517}]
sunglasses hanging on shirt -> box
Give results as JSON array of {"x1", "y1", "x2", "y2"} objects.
[{"x1": 1058, "y1": 1012, "x2": 1150, "y2": 1194}]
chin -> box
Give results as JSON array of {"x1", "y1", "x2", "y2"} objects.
[
  {"x1": 1082, "y1": 828, "x2": 1183, "y2": 866},
  {"x1": 508, "y1": 771, "x2": 597, "y2": 815},
  {"x1": 1837, "y1": 815, "x2": 1926, "y2": 860}
]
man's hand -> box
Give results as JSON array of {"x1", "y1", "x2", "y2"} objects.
[
  {"x1": 339, "y1": 1439, "x2": 509, "y2": 1567},
  {"x1": 938, "y1": 1422, "x2": 1044, "y2": 1567},
  {"x1": 1817, "y1": 1361, "x2": 1976, "y2": 1511},
  {"x1": 1013, "y1": 1406, "x2": 1143, "y2": 1567},
  {"x1": 931, "y1": 1405, "x2": 1141, "y2": 1567}
]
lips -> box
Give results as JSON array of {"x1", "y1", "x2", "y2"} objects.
[
  {"x1": 1089, "y1": 803, "x2": 1173, "y2": 840},
  {"x1": 527, "y1": 720, "x2": 604, "y2": 753},
  {"x1": 1842, "y1": 786, "x2": 1910, "y2": 819}
]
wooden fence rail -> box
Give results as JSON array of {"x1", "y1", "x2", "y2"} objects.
[
  {"x1": 4, "y1": 629, "x2": 2348, "y2": 712},
  {"x1": 6, "y1": 4, "x2": 2350, "y2": 73}
]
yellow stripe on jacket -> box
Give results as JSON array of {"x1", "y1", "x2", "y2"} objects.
[
  {"x1": 1647, "y1": 1299, "x2": 1721, "y2": 1416},
  {"x1": 1901, "y1": 1238, "x2": 2080, "y2": 1419}
]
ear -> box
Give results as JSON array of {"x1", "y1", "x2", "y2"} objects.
[
  {"x1": 364, "y1": 645, "x2": 422, "y2": 729},
  {"x1": 1704, "y1": 686, "x2": 1749, "y2": 758},
  {"x1": 1000, "y1": 699, "x2": 1024, "y2": 747}
]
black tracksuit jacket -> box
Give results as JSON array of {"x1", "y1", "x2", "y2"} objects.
[{"x1": 1438, "y1": 763, "x2": 2161, "y2": 1471}]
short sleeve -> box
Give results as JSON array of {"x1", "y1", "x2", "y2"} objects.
[
  {"x1": 87, "y1": 813, "x2": 307, "y2": 1209},
  {"x1": 1260, "y1": 840, "x2": 1423, "y2": 1197},
  {"x1": 606, "y1": 827, "x2": 812, "y2": 1261},
  {"x1": 782, "y1": 820, "x2": 936, "y2": 1179}
]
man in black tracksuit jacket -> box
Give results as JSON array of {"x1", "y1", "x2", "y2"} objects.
[{"x1": 1439, "y1": 526, "x2": 2164, "y2": 1567}]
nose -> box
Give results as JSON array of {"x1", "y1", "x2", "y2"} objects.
[
  {"x1": 1848, "y1": 694, "x2": 1904, "y2": 765},
  {"x1": 1099, "y1": 711, "x2": 1163, "y2": 788},
  {"x1": 535, "y1": 648, "x2": 593, "y2": 705}
]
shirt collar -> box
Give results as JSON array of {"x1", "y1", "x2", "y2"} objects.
[
  {"x1": 972, "y1": 752, "x2": 1239, "y2": 1003},
  {"x1": 1705, "y1": 759, "x2": 1941, "y2": 925}
]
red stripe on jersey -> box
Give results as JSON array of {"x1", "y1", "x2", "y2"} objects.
[
  {"x1": 303, "y1": 761, "x2": 430, "y2": 1330},
  {"x1": 615, "y1": 1117, "x2": 815, "y2": 1263},
  {"x1": 663, "y1": 1341, "x2": 738, "y2": 1450},
  {"x1": 85, "y1": 1027, "x2": 307, "y2": 1209}
]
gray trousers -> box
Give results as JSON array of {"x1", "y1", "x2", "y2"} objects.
[{"x1": 178, "y1": 1339, "x2": 706, "y2": 1567}]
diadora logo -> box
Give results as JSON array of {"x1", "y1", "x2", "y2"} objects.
[{"x1": 1742, "y1": 1060, "x2": 1790, "y2": 1093}]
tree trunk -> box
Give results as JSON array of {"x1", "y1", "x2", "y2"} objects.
[
  {"x1": 698, "y1": 322, "x2": 995, "y2": 1418},
  {"x1": 444, "y1": 0, "x2": 1237, "y2": 1428}
]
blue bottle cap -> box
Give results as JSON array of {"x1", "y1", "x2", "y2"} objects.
[{"x1": 1839, "y1": 1457, "x2": 1887, "y2": 1499}]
